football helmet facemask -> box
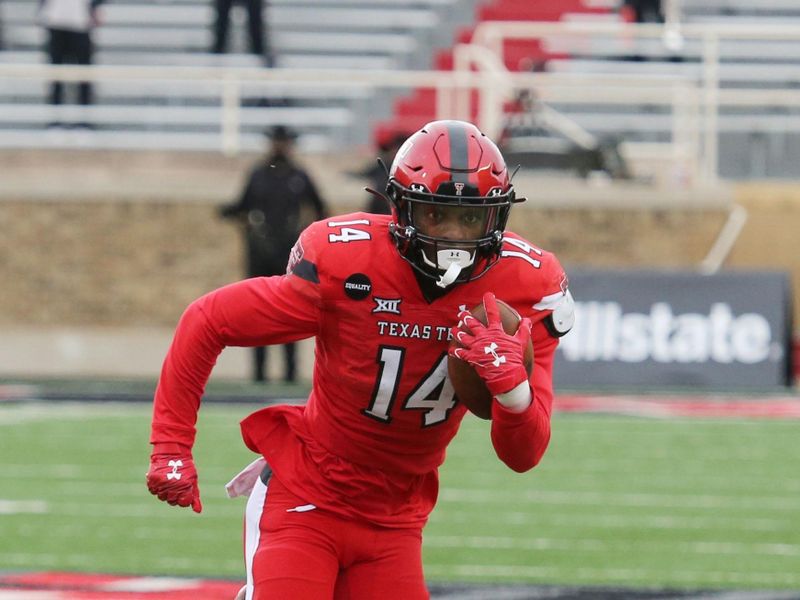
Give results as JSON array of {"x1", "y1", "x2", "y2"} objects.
[{"x1": 385, "y1": 120, "x2": 524, "y2": 288}]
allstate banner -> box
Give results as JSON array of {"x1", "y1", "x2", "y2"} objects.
[{"x1": 554, "y1": 269, "x2": 793, "y2": 389}]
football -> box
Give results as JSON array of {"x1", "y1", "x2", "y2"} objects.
[{"x1": 448, "y1": 298, "x2": 534, "y2": 420}]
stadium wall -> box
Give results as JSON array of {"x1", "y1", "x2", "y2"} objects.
[
  {"x1": 1, "y1": 197, "x2": 733, "y2": 325},
  {"x1": 2, "y1": 150, "x2": 798, "y2": 380}
]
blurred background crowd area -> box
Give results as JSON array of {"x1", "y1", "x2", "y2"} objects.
[{"x1": 1, "y1": 0, "x2": 799, "y2": 384}]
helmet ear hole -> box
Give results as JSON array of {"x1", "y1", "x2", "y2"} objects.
[{"x1": 387, "y1": 181, "x2": 409, "y2": 216}]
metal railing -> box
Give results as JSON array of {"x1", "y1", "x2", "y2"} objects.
[
  {"x1": 0, "y1": 62, "x2": 490, "y2": 154},
  {"x1": 458, "y1": 20, "x2": 800, "y2": 184},
  {"x1": 1, "y1": 19, "x2": 800, "y2": 184}
]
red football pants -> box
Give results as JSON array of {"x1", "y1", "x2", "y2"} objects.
[{"x1": 243, "y1": 473, "x2": 429, "y2": 600}]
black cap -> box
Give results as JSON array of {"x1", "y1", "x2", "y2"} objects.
[{"x1": 265, "y1": 125, "x2": 298, "y2": 141}]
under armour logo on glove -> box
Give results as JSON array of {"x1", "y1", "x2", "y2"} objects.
[
  {"x1": 449, "y1": 292, "x2": 532, "y2": 397},
  {"x1": 484, "y1": 342, "x2": 506, "y2": 367},
  {"x1": 146, "y1": 444, "x2": 202, "y2": 513},
  {"x1": 166, "y1": 459, "x2": 183, "y2": 480}
]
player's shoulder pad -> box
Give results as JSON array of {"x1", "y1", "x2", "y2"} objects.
[
  {"x1": 540, "y1": 288, "x2": 575, "y2": 338},
  {"x1": 287, "y1": 212, "x2": 390, "y2": 284},
  {"x1": 508, "y1": 235, "x2": 573, "y2": 338},
  {"x1": 286, "y1": 219, "x2": 328, "y2": 284},
  {"x1": 500, "y1": 231, "x2": 561, "y2": 283}
]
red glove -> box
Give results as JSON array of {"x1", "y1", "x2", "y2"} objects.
[
  {"x1": 449, "y1": 292, "x2": 532, "y2": 397},
  {"x1": 146, "y1": 442, "x2": 202, "y2": 513}
]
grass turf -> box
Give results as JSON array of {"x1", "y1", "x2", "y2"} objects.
[{"x1": 0, "y1": 400, "x2": 798, "y2": 589}]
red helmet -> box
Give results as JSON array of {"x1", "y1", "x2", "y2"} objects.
[{"x1": 386, "y1": 120, "x2": 523, "y2": 287}]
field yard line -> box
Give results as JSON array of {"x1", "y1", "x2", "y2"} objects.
[
  {"x1": 0, "y1": 553, "x2": 69, "y2": 565},
  {"x1": 0, "y1": 481, "x2": 152, "y2": 496},
  {"x1": 0, "y1": 552, "x2": 242, "y2": 571},
  {"x1": 0, "y1": 405, "x2": 98, "y2": 426},
  {"x1": 0, "y1": 478, "x2": 246, "y2": 495},
  {"x1": 0, "y1": 464, "x2": 244, "y2": 481},
  {"x1": 448, "y1": 449, "x2": 783, "y2": 463},
  {"x1": 446, "y1": 471, "x2": 800, "y2": 492},
  {"x1": 425, "y1": 535, "x2": 800, "y2": 557},
  {"x1": 431, "y1": 510, "x2": 793, "y2": 532},
  {"x1": 440, "y1": 488, "x2": 800, "y2": 511},
  {"x1": 560, "y1": 448, "x2": 788, "y2": 462},
  {"x1": 0, "y1": 465, "x2": 83, "y2": 478},
  {"x1": 0, "y1": 403, "x2": 147, "y2": 425},
  {"x1": 0, "y1": 499, "x2": 242, "y2": 520},
  {"x1": 9, "y1": 494, "x2": 793, "y2": 518},
  {"x1": 424, "y1": 564, "x2": 800, "y2": 586},
  {"x1": 51, "y1": 504, "x2": 238, "y2": 519},
  {"x1": 6, "y1": 522, "x2": 235, "y2": 541},
  {"x1": 40, "y1": 489, "x2": 798, "y2": 518},
  {"x1": 0, "y1": 500, "x2": 47, "y2": 514}
]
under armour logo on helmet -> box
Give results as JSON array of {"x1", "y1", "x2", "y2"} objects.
[
  {"x1": 410, "y1": 183, "x2": 428, "y2": 193},
  {"x1": 484, "y1": 342, "x2": 506, "y2": 367},
  {"x1": 488, "y1": 187, "x2": 504, "y2": 197}
]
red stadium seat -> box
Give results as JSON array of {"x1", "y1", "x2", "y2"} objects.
[{"x1": 372, "y1": 0, "x2": 609, "y2": 145}]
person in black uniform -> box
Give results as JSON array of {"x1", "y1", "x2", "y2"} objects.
[
  {"x1": 211, "y1": 0, "x2": 272, "y2": 65},
  {"x1": 38, "y1": 0, "x2": 104, "y2": 113},
  {"x1": 623, "y1": 0, "x2": 663, "y2": 23},
  {"x1": 219, "y1": 125, "x2": 327, "y2": 382}
]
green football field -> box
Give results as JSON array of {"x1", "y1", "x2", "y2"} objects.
[{"x1": 1, "y1": 397, "x2": 798, "y2": 591}]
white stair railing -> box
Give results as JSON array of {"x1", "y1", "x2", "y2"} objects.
[{"x1": 465, "y1": 20, "x2": 800, "y2": 184}]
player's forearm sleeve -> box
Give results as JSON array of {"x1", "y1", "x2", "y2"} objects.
[
  {"x1": 489, "y1": 332, "x2": 557, "y2": 473},
  {"x1": 150, "y1": 275, "x2": 321, "y2": 448},
  {"x1": 150, "y1": 300, "x2": 221, "y2": 447}
]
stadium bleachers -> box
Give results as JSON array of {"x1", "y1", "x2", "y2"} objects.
[
  {"x1": 0, "y1": 0, "x2": 481, "y2": 151},
  {"x1": 544, "y1": 2, "x2": 800, "y2": 178},
  {"x1": 2, "y1": 0, "x2": 800, "y2": 176},
  {"x1": 366, "y1": 0, "x2": 800, "y2": 179},
  {"x1": 681, "y1": 0, "x2": 800, "y2": 17},
  {"x1": 373, "y1": 0, "x2": 612, "y2": 145}
]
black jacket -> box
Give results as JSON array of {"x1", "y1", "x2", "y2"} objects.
[{"x1": 220, "y1": 154, "x2": 327, "y2": 276}]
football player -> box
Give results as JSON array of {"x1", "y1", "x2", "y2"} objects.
[{"x1": 146, "y1": 120, "x2": 574, "y2": 599}]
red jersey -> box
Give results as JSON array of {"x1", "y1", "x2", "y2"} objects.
[{"x1": 150, "y1": 213, "x2": 568, "y2": 528}]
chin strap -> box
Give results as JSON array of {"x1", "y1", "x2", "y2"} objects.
[{"x1": 436, "y1": 262, "x2": 462, "y2": 288}]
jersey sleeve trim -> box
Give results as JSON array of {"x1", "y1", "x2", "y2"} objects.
[{"x1": 292, "y1": 259, "x2": 320, "y2": 284}]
